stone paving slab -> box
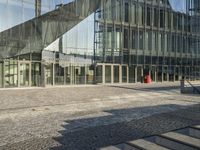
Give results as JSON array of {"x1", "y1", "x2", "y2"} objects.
[{"x1": 0, "y1": 83, "x2": 199, "y2": 149}]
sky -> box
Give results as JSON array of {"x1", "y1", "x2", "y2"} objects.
[{"x1": 169, "y1": 0, "x2": 187, "y2": 13}]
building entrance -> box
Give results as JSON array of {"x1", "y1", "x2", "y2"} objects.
[
  {"x1": 45, "y1": 64, "x2": 53, "y2": 86},
  {"x1": 20, "y1": 63, "x2": 30, "y2": 87},
  {"x1": 137, "y1": 66, "x2": 143, "y2": 83},
  {"x1": 31, "y1": 62, "x2": 41, "y2": 86},
  {"x1": 151, "y1": 66, "x2": 156, "y2": 82},
  {"x1": 113, "y1": 65, "x2": 120, "y2": 83},
  {"x1": 163, "y1": 66, "x2": 168, "y2": 81}
]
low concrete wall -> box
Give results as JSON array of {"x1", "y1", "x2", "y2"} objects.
[{"x1": 180, "y1": 80, "x2": 200, "y2": 94}]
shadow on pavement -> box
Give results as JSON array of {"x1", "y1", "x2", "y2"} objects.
[
  {"x1": 50, "y1": 103, "x2": 200, "y2": 150},
  {"x1": 109, "y1": 85, "x2": 180, "y2": 93}
]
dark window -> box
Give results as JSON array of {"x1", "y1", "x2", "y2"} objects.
[
  {"x1": 167, "y1": 33, "x2": 171, "y2": 52},
  {"x1": 160, "y1": 9, "x2": 164, "y2": 28},
  {"x1": 161, "y1": 33, "x2": 165, "y2": 51},
  {"x1": 132, "y1": 30, "x2": 137, "y2": 49},
  {"x1": 107, "y1": 27, "x2": 112, "y2": 49},
  {"x1": 177, "y1": 35, "x2": 182, "y2": 53},
  {"x1": 147, "y1": 31, "x2": 152, "y2": 50},
  {"x1": 154, "y1": 8, "x2": 159, "y2": 27},
  {"x1": 172, "y1": 34, "x2": 176, "y2": 52},
  {"x1": 178, "y1": 14, "x2": 182, "y2": 31},
  {"x1": 123, "y1": 52, "x2": 129, "y2": 64},
  {"x1": 138, "y1": 5, "x2": 144, "y2": 25},
  {"x1": 131, "y1": 3, "x2": 136, "y2": 24},
  {"x1": 173, "y1": 13, "x2": 177, "y2": 30},
  {"x1": 168, "y1": 11, "x2": 171, "y2": 29},
  {"x1": 183, "y1": 36, "x2": 187, "y2": 53},
  {"x1": 147, "y1": 7, "x2": 151, "y2": 26},
  {"x1": 124, "y1": 2, "x2": 129, "y2": 22},
  {"x1": 184, "y1": 15, "x2": 187, "y2": 32},
  {"x1": 155, "y1": 33, "x2": 158, "y2": 51},
  {"x1": 139, "y1": 31, "x2": 144, "y2": 50},
  {"x1": 124, "y1": 29, "x2": 129, "y2": 49}
]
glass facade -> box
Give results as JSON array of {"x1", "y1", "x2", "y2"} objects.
[
  {"x1": 95, "y1": 0, "x2": 200, "y2": 84},
  {"x1": 0, "y1": 0, "x2": 100, "y2": 87},
  {"x1": 0, "y1": 0, "x2": 200, "y2": 88}
]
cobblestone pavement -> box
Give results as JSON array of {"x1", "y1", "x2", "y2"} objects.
[{"x1": 0, "y1": 82, "x2": 199, "y2": 150}]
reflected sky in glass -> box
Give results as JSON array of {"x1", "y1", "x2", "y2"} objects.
[
  {"x1": 45, "y1": 13, "x2": 95, "y2": 56},
  {"x1": 0, "y1": 0, "x2": 191, "y2": 56},
  {"x1": 0, "y1": 0, "x2": 76, "y2": 32},
  {"x1": 169, "y1": 0, "x2": 187, "y2": 13}
]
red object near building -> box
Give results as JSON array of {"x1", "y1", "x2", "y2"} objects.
[{"x1": 144, "y1": 74, "x2": 151, "y2": 83}]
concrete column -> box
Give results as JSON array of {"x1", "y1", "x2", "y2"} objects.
[
  {"x1": 111, "y1": 65, "x2": 114, "y2": 84},
  {"x1": 52, "y1": 63, "x2": 55, "y2": 86},
  {"x1": 74, "y1": 66, "x2": 77, "y2": 85},
  {"x1": 70, "y1": 65, "x2": 73, "y2": 85},
  {"x1": 64, "y1": 67, "x2": 66, "y2": 85},
  {"x1": 102, "y1": 64, "x2": 105, "y2": 84},
  {"x1": 119, "y1": 65, "x2": 122, "y2": 83},
  {"x1": 141, "y1": 67, "x2": 144, "y2": 83},
  {"x1": 29, "y1": 62, "x2": 32, "y2": 87},
  {"x1": 40, "y1": 63, "x2": 46, "y2": 87},
  {"x1": 141, "y1": 67, "x2": 144, "y2": 77},
  {"x1": 2, "y1": 61, "x2": 5, "y2": 88},
  {"x1": 127, "y1": 66, "x2": 129, "y2": 83},
  {"x1": 0, "y1": 62, "x2": 2, "y2": 88},
  {"x1": 135, "y1": 66, "x2": 137, "y2": 83},
  {"x1": 84, "y1": 65, "x2": 87, "y2": 85},
  {"x1": 17, "y1": 61, "x2": 20, "y2": 87}
]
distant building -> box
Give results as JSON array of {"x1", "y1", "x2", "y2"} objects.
[{"x1": 0, "y1": 0, "x2": 199, "y2": 88}]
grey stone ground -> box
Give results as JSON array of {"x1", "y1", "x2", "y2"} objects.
[{"x1": 0, "y1": 82, "x2": 199, "y2": 150}]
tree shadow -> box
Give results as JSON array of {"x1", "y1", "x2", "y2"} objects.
[{"x1": 50, "y1": 104, "x2": 200, "y2": 150}]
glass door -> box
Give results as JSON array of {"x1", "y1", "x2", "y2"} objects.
[
  {"x1": 114, "y1": 65, "x2": 119, "y2": 83},
  {"x1": 32, "y1": 62, "x2": 41, "y2": 86},
  {"x1": 4, "y1": 60, "x2": 18, "y2": 87},
  {"x1": 163, "y1": 66, "x2": 168, "y2": 81},
  {"x1": 137, "y1": 66, "x2": 143, "y2": 83},
  {"x1": 105, "y1": 65, "x2": 111, "y2": 83},
  {"x1": 151, "y1": 66, "x2": 156, "y2": 82},
  {"x1": 129, "y1": 66, "x2": 135, "y2": 83},
  {"x1": 45, "y1": 64, "x2": 53, "y2": 86},
  {"x1": 65, "y1": 66, "x2": 71, "y2": 85},
  {"x1": 122, "y1": 66, "x2": 127, "y2": 83},
  {"x1": 20, "y1": 63, "x2": 30, "y2": 87},
  {"x1": 96, "y1": 65, "x2": 103, "y2": 83},
  {"x1": 75, "y1": 66, "x2": 85, "y2": 85}
]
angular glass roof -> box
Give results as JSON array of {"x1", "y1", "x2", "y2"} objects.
[{"x1": 0, "y1": 0, "x2": 101, "y2": 58}]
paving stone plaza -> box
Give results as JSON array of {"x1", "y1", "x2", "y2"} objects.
[
  {"x1": 0, "y1": 82, "x2": 199, "y2": 149},
  {"x1": 0, "y1": 0, "x2": 200, "y2": 149}
]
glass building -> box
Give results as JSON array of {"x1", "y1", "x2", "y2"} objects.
[{"x1": 0, "y1": 0, "x2": 200, "y2": 88}]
